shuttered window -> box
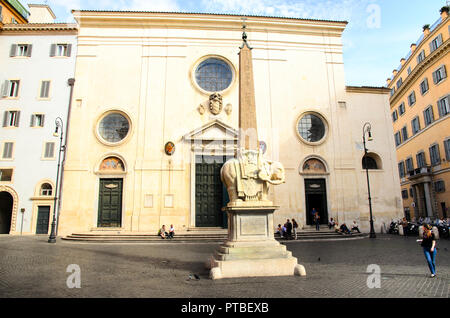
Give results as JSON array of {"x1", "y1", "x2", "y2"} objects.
[
  {"x1": 399, "y1": 102, "x2": 406, "y2": 115},
  {"x1": 401, "y1": 126, "x2": 408, "y2": 142},
  {"x1": 432, "y1": 65, "x2": 447, "y2": 84},
  {"x1": 44, "y1": 142, "x2": 55, "y2": 159},
  {"x1": 416, "y1": 152, "x2": 426, "y2": 168},
  {"x1": 30, "y1": 114, "x2": 45, "y2": 127},
  {"x1": 40, "y1": 81, "x2": 50, "y2": 98},
  {"x1": 1, "y1": 80, "x2": 20, "y2": 98},
  {"x1": 437, "y1": 96, "x2": 449, "y2": 117},
  {"x1": 392, "y1": 110, "x2": 398, "y2": 122},
  {"x1": 417, "y1": 50, "x2": 425, "y2": 64},
  {"x1": 420, "y1": 78, "x2": 429, "y2": 95},
  {"x1": 50, "y1": 44, "x2": 72, "y2": 57},
  {"x1": 395, "y1": 132, "x2": 401, "y2": 146},
  {"x1": 10, "y1": 44, "x2": 32, "y2": 57},
  {"x1": 2, "y1": 142, "x2": 13, "y2": 159},
  {"x1": 2, "y1": 111, "x2": 20, "y2": 127},
  {"x1": 411, "y1": 117, "x2": 420, "y2": 135},
  {"x1": 429, "y1": 144, "x2": 441, "y2": 166},
  {"x1": 407, "y1": 91, "x2": 416, "y2": 106},
  {"x1": 423, "y1": 106, "x2": 434, "y2": 126},
  {"x1": 429, "y1": 34, "x2": 443, "y2": 52},
  {"x1": 444, "y1": 139, "x2": 450, "y2": 161},
  {"x1": 405, "y1": 157, "x2": 414, "y2": 172},
  {"x1": 0, "y1": 169, "x2": 13, "y2": 182},
  {"x1": 398, "y1": 161, "x2": 406, "y2": 178}
]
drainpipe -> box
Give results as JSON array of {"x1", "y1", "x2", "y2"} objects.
[{"x1": 55, "y1": 78, "x2": 75, "y2": 236}]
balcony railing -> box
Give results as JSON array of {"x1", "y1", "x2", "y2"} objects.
[{"x1": 408, "y1": 166, "x2": 432, "y2": 178}]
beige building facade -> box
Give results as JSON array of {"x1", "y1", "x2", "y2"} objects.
[
  {"x1": 387, "y1": 7, "x2": 449, "y2": 221},
  {"x1": 57, "y1": 11, "x2": 403, "y2": 237}
]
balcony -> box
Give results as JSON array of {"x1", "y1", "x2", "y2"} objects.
[{"x1": 408, "y1": 166, "x2": 432, "y2": 183}]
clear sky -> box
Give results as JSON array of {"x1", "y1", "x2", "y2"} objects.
[{"x1": 32, "y1": 0, "x2": 448, "y2": 87}]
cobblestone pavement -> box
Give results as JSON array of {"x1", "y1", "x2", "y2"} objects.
[{"x1": 0, "y1": 234, "x2": 448, "y2": 298}]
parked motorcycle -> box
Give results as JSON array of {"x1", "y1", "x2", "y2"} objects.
[{"x1": 388, "y1": 220, "x2": 399, "y2": 235}]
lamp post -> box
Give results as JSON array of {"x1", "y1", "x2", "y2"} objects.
[
  {"x1": 363, "y1": 122, "x2": 376, "y2": 239},
  {"x1": 48, "y1": 117, "x2": 65, "y2": 243}
]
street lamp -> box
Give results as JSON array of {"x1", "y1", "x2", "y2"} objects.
[
  {"x1": 48, "y1": 117, "x2": 65, "y2": 243},
  {"x1": 363, "y1": 122, "x2": 376, "y2": 239}
]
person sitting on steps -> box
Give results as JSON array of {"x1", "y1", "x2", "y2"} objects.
[{"x1": 158, "y1": 225, "x2": 169, "y2": 239}]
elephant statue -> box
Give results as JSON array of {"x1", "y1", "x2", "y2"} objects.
[{"x1": 220, "y1": 150, "x2": 285, "y2": 206}]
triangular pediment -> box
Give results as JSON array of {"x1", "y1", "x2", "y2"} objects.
[{"x1": 183, "y1": 119, "x2": 238, "y2": 142}]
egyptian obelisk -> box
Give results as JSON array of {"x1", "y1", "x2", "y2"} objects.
[{"x1": 206, "y1": 24, "x2": 306, "y2": 280}]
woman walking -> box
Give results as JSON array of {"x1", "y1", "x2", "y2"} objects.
[
  {"x1": 292, "y1": 219, "x2": 298, "y2": 240},
  {"x1": 419, "y1": 224, "x2": 437, "y2": 277}
]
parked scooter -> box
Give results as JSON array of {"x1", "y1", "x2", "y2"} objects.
[{"x1": 388, "y1": 219, "x2": 399, "y2": 235}]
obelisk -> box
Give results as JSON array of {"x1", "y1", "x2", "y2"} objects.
[
  {"x1": 239, "y1": 26, "x2": 258, "y2": 151},
  {"x1": 206, "y1": 24, "x2": 306, "y2": 280}
]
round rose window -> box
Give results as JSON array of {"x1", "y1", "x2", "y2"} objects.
[
  {"x1": 195, "y1": 57, "x2": 233, "y2": 92},
  {"x1": 98, "y1": 113, "x2": 130, "y2": 143},
  {"x1": 297, "y1": 113, "x2": 326, "y2": 143}
]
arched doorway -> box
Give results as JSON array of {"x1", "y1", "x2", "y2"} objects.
[{"x1": 0, "y1": 191, "x2": 13, "y2": 234}]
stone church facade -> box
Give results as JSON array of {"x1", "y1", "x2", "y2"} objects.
[{"x1": 57, "y1": 11, "x2": 403, "y2": 236}]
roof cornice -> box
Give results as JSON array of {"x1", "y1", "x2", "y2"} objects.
[
  {"x1": 389, "y1": 38, "x2": 450, "y2": 107},
  {"x1": 346, "y1": 86, "x2": 390, "y2": 94},
  {"x1": 71, "y1": 11, "x2": 347, "y2": 36},
  {"x1": 0, "y1": 23, "x2": 78, "y2": 33}
]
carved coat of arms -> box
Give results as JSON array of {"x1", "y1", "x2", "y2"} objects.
[{"x1": 209, "y1": 93, "x2": 223, "y2": 115}]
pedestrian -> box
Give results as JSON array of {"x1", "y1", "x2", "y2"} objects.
[
  {"x1": 418, "y1": 223, "x2": 437, "y2": 277},
  {"x1": 276, "y1": 224, "x2": 283, "y2": 238},
  {"x1": 401, "y1": 217, "x2": 408, "y2": 237},
  {"x1": 351, "y1": 220, "x2": 361, "y2": 233},
  {"x1": 292, "y1": 218, "x2": 298, "y2": 240},
  {"x1": 328, "y1": 217, "x2": 335, "y2": 229},
  {"x1": 168, "y1": 224, "x2": 175, "y2": 239},
  {"x1": 286, "y1": 219, "x2": 293, "y2": 239},
  {"x1": 158, "y1": 225, "x2": 168, "y2": 239},
  {"x1": 339, "y1": 223, "x2": 351, "y2": 234},
  {"x1": 313, "y1": 209, "x2": 320, "y2": 231},
  {"x1": 282, "y1": 223, "x2": 287, "y2": 238}
]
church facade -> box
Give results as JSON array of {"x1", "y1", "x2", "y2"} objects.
[{"x1": 58, "y1": 11, "x2": 403, "y2": 236}]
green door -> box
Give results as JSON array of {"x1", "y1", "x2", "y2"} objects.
[
  {"x1": 98, "y1": 179, "x2": 123, "y2": 228},
  {"x1": 36, "y1": 206, "x2": 50, "y2": 234},
  {"x1": 195, "y1": 156, "x2": 226, "y2": 228}
]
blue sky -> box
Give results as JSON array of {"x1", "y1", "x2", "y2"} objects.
[{"x1": 30, "y1": 0, "x2": 447, "y2": 86}]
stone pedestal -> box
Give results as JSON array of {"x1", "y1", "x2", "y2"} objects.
[{"x1": 207, "y1": 206, "x2": 306, "y2": 279}]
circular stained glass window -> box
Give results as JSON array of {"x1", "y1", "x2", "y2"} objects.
[
  {"x1": 297, "y1": 113, "x2": 326, "y2": 143},
  {"x1": 195, "y1": 58, "x2": 233, "y2": 92},
  {"x1": 98, "y1": 113, "x2": 130, "y2": 143}
]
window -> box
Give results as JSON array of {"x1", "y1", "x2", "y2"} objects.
[
  {"x1": 297, "y1": 113, "x2": 326, "y2": 143},
  {"x1": 445, "y1": 139, "x2": 450, "y2": 161},
  {"x1": 433, "y1": 65, "x2": 447, "y2": 84},
  {"x1": 43, "y1": 142, "x2": 55, "y2": 159},
  {"x1": 416, "y1": 151, "x2": 426, "y2": 168},
  {"x1": 40, "y1": 183, "x2": 53, "y2": 196},
  {"x1": 395, "y1": 131, "x2": 401, "y2": 146},
  {"x1": 11, "y1": 17, "x2": 16, "y2": 24},
  {"x1": 405, "y1": 157, "x2": 414, "y2": 173},
  {"x1": 194, "y1": 57, "x2": 233, "y2": 92},
  {"x1": 411, "y1": 117, "x2": 421, "y2": 135},
  {"x1": 417, "y1": 50, "x2": 425, "y2": 64},
  {"x1": 407, "y1": 66, "x2": 412, "y2": 75},
  {"x1": 40, "y1": 81, "x2": 50, "y2": 98},
  {"x1": 429, "y1": 144, "x2": 441, "y2": 166},
  {"x1": 399, "y1": 102, "x2": 406, "y2": 115},
  {"x1": 409, "y1": 188, "x2": 414, "y2": 198},
  {"x1": 401, "y1": 126, "x2": 408, "y2": 142},
  {"x1": 398, "y1": 161, "x2": 406, "y2": 178},
  {"x1": 2, "y1": 142, "x2": 13, "y2": 159},
  {"x1": 2, "y1": 111, "x2": 20, "y2": 127},
  {"x1": 98, "y1": 112, "x2": 130, "y2": 143},
  {"x1": 396, "y1": 78, "x2": 403, "y2": 89},
  {"x1": 10, "y1": 44, "x2": 32, "y2": 57},
  {"x1": 50, "y1": 44, "x2": 72, "y2": 57},
  {"x1": 420, "y1": 78, "x2": 429, "y2": 95},
  {"x1": 434, "y1": 180, "x2": 445, "y2": 193},
  {"x1": 30, "y1": 114, "x2": 45, "y2": 127},
  {"x1": 0, "y1": 169, "x2": 13, "y2": 182},
  {"x1": 429, "y1": 34, "x2": 443, "y2": 52},
  {"x1": 437, "y1": 96, "x2": 449, "y2": 117},
  {"x1": 390, "y1": 87, "x2": 395, "y2": 97},
  {"x1": 362, "y1": 155, "x2": 378, "y2": 170},
  {"x1": 392, "y1": 110, "x2": 398, "y2": 122},
  {"x1": 401, "y1": 189, "x2": 408, "y2": 199},
  {"x1": 1, "y1": 80, "x2": 20, "y2": 98},
  {"x1": 408, "y1": 91, "x2": 416, "y2": 106},
  {"x1": 424, "y1": 106, "x2": 434, "y2": 126}
]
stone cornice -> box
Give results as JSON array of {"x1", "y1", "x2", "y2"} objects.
[
  {"x1": 0, "y1": 23, "x2": 78, "y2": 33},
  {"x1": 388, "y1": 16, "x2": 449, "y2": 94},
  {"x1": 389, "y1": 38, "x2": 450, "y2": 107},
  {"x1": 72, "y1": 11, "x2": 347, "y2": 37},
  {"x1": 346, "y1": 86, "x2": 390, "y2": 94}
]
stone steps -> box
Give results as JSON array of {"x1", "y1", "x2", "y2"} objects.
[{"x1": 61, "y1": 231, "x2": 366, "y2": 243}]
